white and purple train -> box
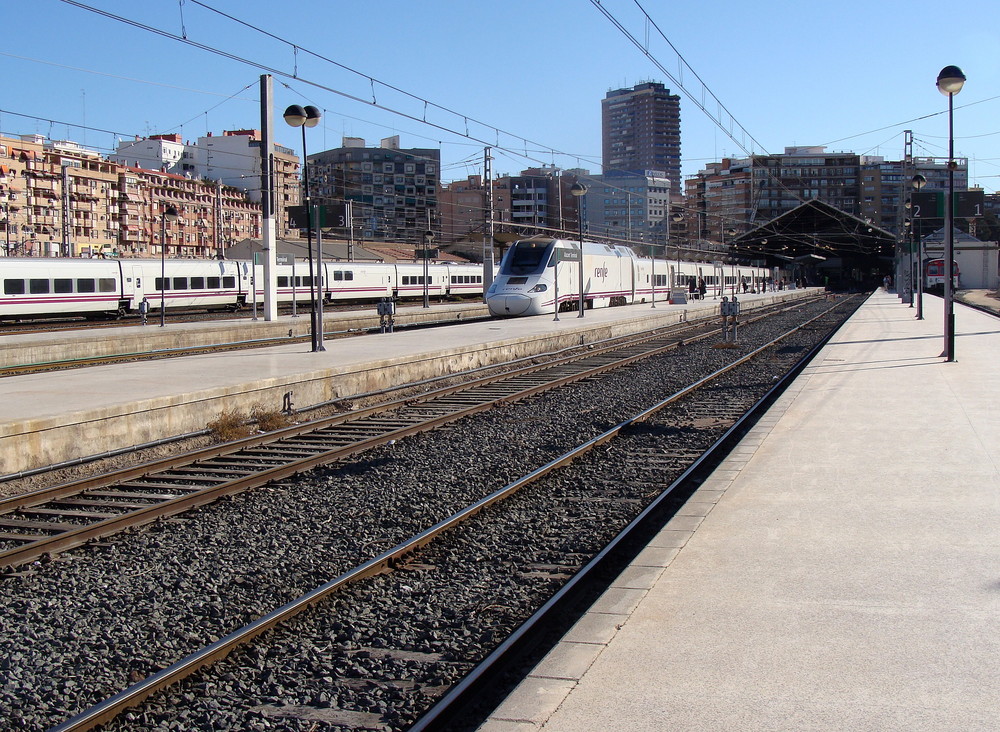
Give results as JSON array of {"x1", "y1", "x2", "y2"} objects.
[
  {"x1": 0, "y1": 257, "x2": 491, "y2": 321},
  {"x1": 486, "y1": 238, "x2": 773, "y2": 317}
]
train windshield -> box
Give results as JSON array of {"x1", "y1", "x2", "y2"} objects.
[{"x1": 500, "y1": 241, "x2": 554, "y2": 275}]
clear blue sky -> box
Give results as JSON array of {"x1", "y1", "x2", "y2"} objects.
[{"x1": 3, "y1": 0, "x2": 998, "y2": 191}]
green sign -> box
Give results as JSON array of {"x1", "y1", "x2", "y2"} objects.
[
  {"x1": 286, "y1": 203, "x2": 349, "y2": 229},
  {"x1": 415, "y1": 248, "x2": 438, "y2": 259},
  {"x1": 912, "y1": 190, "x2": 984, "y2": 219},
  {"x1": 554, "y1": 248, "x2": 580, "y2": 262}
]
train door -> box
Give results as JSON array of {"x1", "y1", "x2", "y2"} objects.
[
  {"x1": 130, "y1": 266, "x2": 145, "y2": 311},
  {"x1": 629, "y1": 254, "x2": 636, "y2": 303}
]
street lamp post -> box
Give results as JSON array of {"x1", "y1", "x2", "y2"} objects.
[
  {"x1": 159, "y1": 204, "x2": 178, "y2": 327},
  {"x1": 2, "y1": 203, "x2": 10, "y2": 257},
  {"x1": 912, "y1": 174, "x2": 926, "y2": 320},
  {"x1": 903, "y1": 217, "x2": 913, "y2": 306},
  {"x1": 423, "y1": 230, "x2": 433, "y2": 309},
  {"x1": 672, "y1": 212, "x2": 683, "y2": 287},
  {"x1": 283, "y1": 103, "x2": 325, "y2": 352},
  {"x1": 570, "y1": 182, "x2": 587, "y2": 317},
  {"x1": 651, "y1": 229, "x2": 658, "y2": 309},
  {"x1": 937, "y1": 65, "x2": 965, "y2": 362},
  {"x1": 726, "y1": 228, "x2": 737, "y2": 296}
]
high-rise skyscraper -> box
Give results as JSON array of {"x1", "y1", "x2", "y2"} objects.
[{"x1": 602, "y1": 82, "x2": 681, "y2": 195}]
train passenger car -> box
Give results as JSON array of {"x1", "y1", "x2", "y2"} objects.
[
  {"x1": 262, "y1": 261, "x2": 393, "y2": 307},
  {"x1": 444, "y1": 262, "x2": 489, "y2": 298},
  {"x1": 251, "y1": 261, "x2": 490, "y2": 306},
  {"x1": 0, "y1": 258, "x2": 131, "y2": 320},
  {"x1": 0, "y1": 257, "x2": 248, "y2": 320},
  {"x1": 924, "y1": 258, "x2": 960, "y2": 293},
  {"x1": 391, "y1": 262, "x2": 451, "y2": 300},
  {"x1": 143, "y1": 259, "x2": 245, "y2": 312}
]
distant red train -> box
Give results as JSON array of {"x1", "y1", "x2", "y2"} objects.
[{"x1": 924, "y1": 258, "x2": 960, "y2": 293}]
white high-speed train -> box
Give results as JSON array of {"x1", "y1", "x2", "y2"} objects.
[
  {"x1": 0, "y1": 257, "x2": 491, "y2": 320},
  {"x1": 486, "y1": 238, "x2": 773, "y2": 317}
]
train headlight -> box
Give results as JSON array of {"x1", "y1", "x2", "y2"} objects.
[{"x1": 528, "y1": 284, "x2": 547, "y2": 293}]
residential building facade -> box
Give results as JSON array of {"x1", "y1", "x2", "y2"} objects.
[
  {"x1": 306, "y1": 136, "x2": 440, "y2": 245},
  {"x1": 1, "y1": 133, "x2": 263, "y2": 258},
  {"x1": 602, "y1": 82, "x2": 682, "y2": 196},
  {"x1": 576, "y1": 170, "x2": 673, "y2": 253},
  {"x1": 113, "y1": 129, "x2": 300, "y2": 239},
  {"x1": 439, "y1": 175, "x2": 485, "y2": 243},
  {"x1": 683, "y1": 158, "x2": 753, "y2": 247}
]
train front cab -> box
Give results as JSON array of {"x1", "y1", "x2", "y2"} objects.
[{"x1": 486, "y1": 239, "x2": 557, "y2": 316}]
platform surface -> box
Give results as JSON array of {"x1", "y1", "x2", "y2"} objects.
[{"x1": 481, "y1": 289, "x2": 1000, "y2": 731}]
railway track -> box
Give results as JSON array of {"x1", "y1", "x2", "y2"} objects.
[
  {"x1": 2, "y1": 293, "x2": 863, "y2": 732},
  {"x1": 0, "y1": 298, "x2": 813, "y2": 569}
]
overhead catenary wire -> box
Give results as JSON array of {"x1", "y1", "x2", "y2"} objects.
[{"x1": 53, "y1": 0, "x2": 599, "y2": 176}]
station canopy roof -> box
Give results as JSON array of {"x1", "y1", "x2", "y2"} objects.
[{"x1": 730, "y1": 200, "x2": 896, "y2": 264}]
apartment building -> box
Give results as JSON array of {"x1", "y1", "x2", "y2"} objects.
[
  {"x1": 439, "y1": 175, "x2": 486, "y2": 244},
  {"x1": 1, "y1": 134, "x2": 119, "y2": 256},
  {"x1": 306, "y1": 136, "x2": 439, "y2": 244},
  {"x1": 490, "y1": 167, "x2": 575, "y2": 236},
  {"x1": 575, "y1": 170, "x2": 673, "y2": 251},
  {"x1": 113, "y1": 129, "x2": 300, "y2": 239},
  {"x1": 0, "y1": 132, "x2": 263, "y2": 258},
  {"x1": 602, "y1": 82, "x2": 682, "y2": 197},
  {"x1": 683, "y1": 158, "x2": 753, "y2": 247},
  {"x1": 117, "y1": 166, "x2": 261, "y2": 258}
]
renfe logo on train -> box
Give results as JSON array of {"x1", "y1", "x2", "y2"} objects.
[{"x1": 594, "y1": 266, "x2": 609, "y2": 280}]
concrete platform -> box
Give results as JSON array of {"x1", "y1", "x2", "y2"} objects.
[
  {"x1": 481, "y1": 289, "x2": 1000, "y2": 731},
  {"x1": 0, "y1": 301, "x2": 492, "y2": 368},
  {"x1": 0, "y1": 290, "x2": 811, "y2": 476}
]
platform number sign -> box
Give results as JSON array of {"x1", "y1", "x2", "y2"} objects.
[
  {"x1": 911, "y1": 190, "x2": 984, "y2": 219},
  {"x1": 286, "y1": 203, "x2": 350, "y2": 229}
]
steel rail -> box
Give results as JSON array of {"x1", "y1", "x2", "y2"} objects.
[{"x1": 46, "y1": 297, "x2": 851, "y2": 732}]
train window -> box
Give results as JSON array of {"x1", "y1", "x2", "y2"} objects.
[
  {"x1": 333, "y1": 271, "x2": 344, "y2": 281},
  {"x1": 345, "y1": 271, "x2": 354, "y2": 281},
  {"x1": 77, "y1": 279, "x2": 96, "y2": 293},
  {"x1": 99, "y1": 278, "x2": 116, "y2": 292},
  {"x1": 505, "y1": 243, "x2": 550, "y2": 274},
  {"x1": 54, "y1": 279, "x2": 73, "y2": 293},
  {"x1": 277, "y1": 276, "x2": 289, "y2": 287},
  {"x1": 3, "y1": 279, "x2": 25, "y2": 295},
  {"x1": 222, "y1": 276, "x2": 236, "y2": 288},
  {"x1": 190, "y1": 277, "x2": 205, "y2": 289},
  {"x1": 172, "y1": 278, "x2": 189, "y2": 290},
  {"x1": 29, "y1": 279, "x2": 51, "y2": 294},
  {"x1": 208, "y1": 277, "x2": 221, "y2": 289}
]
